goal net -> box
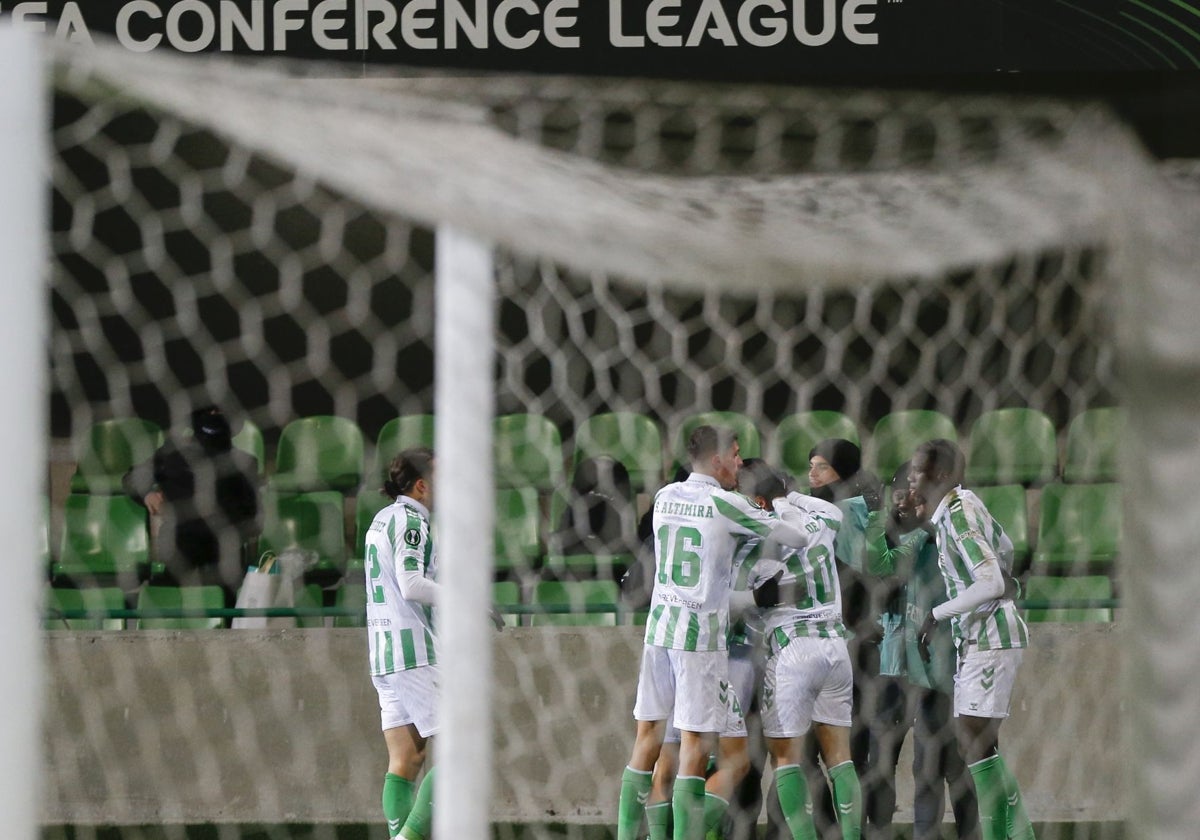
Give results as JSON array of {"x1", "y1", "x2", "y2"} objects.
[{"x1": 29, "y1": 30, "x2": 1200, "y2": 840}]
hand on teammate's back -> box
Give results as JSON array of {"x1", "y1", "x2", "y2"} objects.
[{"x1": 752, "y1": 570, "x2": 783, "y2": 608}]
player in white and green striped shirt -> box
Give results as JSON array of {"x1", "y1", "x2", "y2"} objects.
[
  {"x1": 910, "y1": 439, "x2": 1035, "y2": 840},
  {"x1": 617, "y1": 426, "x2": 809, "y2": 840},
  {"x1": 736, "y1": 459, "x2": 862, "y2": 840},
  {"x1": 366, "y1": 448, "x2": 442, "y2": 840}
]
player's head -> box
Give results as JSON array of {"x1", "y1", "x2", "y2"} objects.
[
  {"x1": 385, "y1": 446, "x2": 436, "y2": 508},
  {"x1": 191, "y1": 405, "x2": 232, "y2": 453},
  {"x1": 808, "y1": 438, "x2": 861, "y2": 495},
  {"x1": 890, "y1": 461, "x2": 919, "y2": 529},
  {"x1": 737, "y1": 458, "x2": 786, "y2": 508},
  {"x1": 909, "y1": 439, "x2": 965, "y2": 507},
  {"x1": 687, "y1": 424, "x2": 742, "y2": 490}
]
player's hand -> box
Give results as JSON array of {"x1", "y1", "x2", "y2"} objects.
[
  {"x1": 917, "y1": 613, "x2": 938, "y2": 664},
  {"x1": 144, "y1": 490, "x2": 164, "y2": 516},
  {"x1": 753, "y1": 570, "x2": 783, "y2": 608},
  {"x1": 489, "y1": 606, "x2": 506, "y2": 632},
  {"x1": 1001, "y1": 569, "x2": 1023, "y2": 602}
]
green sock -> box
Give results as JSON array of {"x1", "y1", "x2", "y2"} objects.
[
  {"x1": 647, "y1": 801, "x2": 671, "y2": 840},
  {"x1": 703, "y1": 792, "x2": 728, "y2": 840},
  {"x1": 774, "y1": 764, "x2": 818, "y2": 840},
  {"x1": 672, "y1": 776, "x2": 706, "y2": 840},
  {"x1": 399, "y1": 766, "x2": 435, "y2": 840},
  {"x1": 828, "y1": 761, "x2": 862, "y2": 840},
  {"x1": 618, "y1": 766, "x2": 654, "y2": 840},
  {"x1": 969, "y1": 755, "x2": 1008, "y2": 840},
  {"x1": 382, "y1": 774, "x2": 415, "y2": 839},
  {"x1": 997, "y1": 754, "x2": 1036, "y2": 840}
]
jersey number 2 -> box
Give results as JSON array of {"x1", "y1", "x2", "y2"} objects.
[
  {"x1": 366, "y1": 544, "x2": 385, "y2": 604},
  {"x1": 656, "y1": 524, "x2": 703, "y2": 587}
]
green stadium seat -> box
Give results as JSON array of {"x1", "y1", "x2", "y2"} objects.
[
  {"x1": 260, "y1": 490, "x2": 348, "y2": 580},
  {"x1": 542, "y1": 552, "x2": 634, "y2": 582},
  {"x1": 674, "y1": 411, "x2": 762, "y2": 469},
  {"x1": 572, "y1": 412, "x2": 664, "y2": 491},
  {"x1": 495, "y1": 487, "x2": 542, "y2": 577},
  {"x1": 531, "y1": 579, "x2": 620, "y2": 626},
  {"x1": 334, "y1": 580, "x2": 367, "y2": 628},
  {"x1": 70, "y1": 418, "x2": 163, "y2": 494},
  {"x1": 494, "y1": 414, "x2": 565, "y2": 491},
  {"x1": 1063, "y1": 407, "x2": 1124, "y2": 483},
  {"x1": 972, "y1": 485, "x2": 1031, "y2": 573},
  {"x1": 136, "y1": 585, "x2": 225, "y2": 630},
  {"x1": 53, "y1": 493, "x2": 149, "y2": 588},
  {"x1": 1032, "y1": 483, "x2": 1121, "y2": 574},
  {"x1": 493, "y1": 580, "x2": 522, "y2": 628},
  {"x1": 44, "y1": 586, "x2": 126, "y2": 631},
  {"x1": 294, "y1": 583, "x2": 327, "y2": 629},
  {"x1": 965, "y1": 408, "x2": 1058, "y2": 486},
  {"x1": 870, "y1": 410, "x2": 957, "y2": 482},
  {"x1": 270, "y1": 416, "x2": 364, "y2": 493},
  {"x1": 1022, "y1": 575, "x2": 1114, "y2": 623},
  {"x1": 774, "y1": 411, "x2": 861, "y2": 479},
  {"x1": 373, "y1": 415, "x2": 436, "y2": 487},
  {"x1": 354, "y1": 488, "x2": 392, "y2": 561},
  {"x1": 231, "y1": 419, "x2": 265, "y2": 476}
]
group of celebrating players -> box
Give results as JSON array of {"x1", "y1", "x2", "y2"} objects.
[
  {"x1": 358, "y1": 422, "x2": 1035, "y2": 840},
  {"x1": 617, "y1": 426, "x2": 1035, "y2": 840}
]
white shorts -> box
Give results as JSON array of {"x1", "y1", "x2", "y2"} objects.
[
  {"x1": 663, "y1": 676, "x2": 749, "y2": 743},
  {"x1": 760, "y1": 636, "x2": 853, "y2": 738},
  {"x1": 373, "y1": 665, "x2": 440, "y2": 737},
  {"x1": 634, "y1": 645, "x2": 729, "y2": 735},
  {"x1": 954, "y1": 647, "x2": 1023, "y2": 719}
]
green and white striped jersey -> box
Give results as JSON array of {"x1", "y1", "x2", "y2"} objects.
[
  {"x1": 930, "y1": 486, "x2": 1028, "y2": 651},
  {"x1": 758, "y1": 491, "x2": 849, "y2": 651},
  {"x1": 644, "y1": 474, "x2": 781, "y2": 652},
  {"x1": 364, "y1": 496, "x2": 439, "y2": 676}
]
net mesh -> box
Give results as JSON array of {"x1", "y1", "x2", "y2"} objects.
[{"x1": 40, "y1": 35, "x2": 1174, "y2": 840}]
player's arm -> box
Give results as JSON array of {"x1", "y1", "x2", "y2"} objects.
[
  {"x1": 865, "y1": 516, "x2": 929, "y2": 577},
  {"x1": 394, "y1": 515, "x2": 442, "y2": 607},
  {"x1": 714, "y1": 492, "x2": 808, "y2": 553},
  {"x1": 929, "y1": 502, "x2": 1004, "y2": 621}
]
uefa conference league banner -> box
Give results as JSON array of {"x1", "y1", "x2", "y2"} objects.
[{"x1": 3, "y1": 0, "x2": 1199, "y2": 77}]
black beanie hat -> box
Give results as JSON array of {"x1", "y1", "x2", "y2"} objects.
[
  {"x1": 808, "y1": 438, "x2": 862, "y2": 481},
  {"x1": 191, "y1": 406, "x2": 232, "y2": 451}
]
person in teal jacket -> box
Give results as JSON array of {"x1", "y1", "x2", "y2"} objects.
[{"x1": 865, "y1": 462, "x2": 980, "y2": 840}]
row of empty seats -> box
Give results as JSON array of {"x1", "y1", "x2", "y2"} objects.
[
  {"x1": 67, "y1": 407, "x2": 1124, "y2": 496},
  {"x1": 45, "y1": 572, "x2": 1116, "y2": 631}
]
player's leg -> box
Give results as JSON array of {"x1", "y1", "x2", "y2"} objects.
[
  {"x1": 910, "y1": 687, "x2": 948, "y2": 840},
  {"x1": 672, "y1": 649, "x2": 727, "y2": 840},
  {"x1": 922, "y1": 687, "x2": 980, "y2": 840},
  {"x1": 373, "y1": 670, "x2": 436, "y2": 839},
  {"x1": 398, "y1": 760, "x2": 435, "y2": 840},
  {"x1": 702, "y1": 679, "x2": 752, "y2": 840},
  {"x1": 761, "y1": 640, "x2": 822, "y2": 840},
  {"x1": 813, "y1": 639, "x2": 861, "y2": 840},
  {"x1": 649, "y1": 734, "x2": 681, "y2": 840},
  {"x1": 621, "y1": 645, "x2": 673, "y2": 840},
  {"x1": 394, "y1": 666, "x2": 441, "y2": 840},
  {"x1": 862, "y1": 675, "x2": 909, "y2": 839},
  {"x1": 955, "y1": 649, "x2": 1033, "y2": 840}
]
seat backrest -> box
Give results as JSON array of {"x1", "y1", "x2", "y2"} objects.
[
  {"x1": 259, "y1": 490, "x2": 347, "y2": 572},
  {"x1": 1022, "y1": 575, "x2": 1113, "y2": 623},
  {"x1": 774, "y1": 411, "x2": 861, "y2": 479},
  {"x1": 572, "y1": 412, "x2": 663, "y2": 491},
  {"x1": 1034, "y1": 482, "x2": 1122, "y2": 572},
  {"x1": 58, "y1": 494, "x2": 149, "y2": 579},
  {"x1": 44, "y1": 586, "x2": 126, "y2": 631},
  {"x1": 334, "y1": 580, "x2": 367, "y2": 628},
  {"x1": 494, "y1": 487, "x2": 542, "y2": 576},
  {"x1": 136, "y1": 585, "x2": 225, "y2": 629},
  {"x1": 1063, "y1": 407, "x2": 1124, "y2": 483},
  {"x1": 231, "y1": 420, "x2": 265, "y2": 475},
  {"x1": 531, "y1": 579, "x2": 620, "y2": 626},
  {"x1": 494, "y1": 414, "x2": 565, "y2": 491},
  {"x1": 971, "y1": 484, "x2": 1030, "y2": 569},
  {"x1": 71, "y1": 418, "x2": 163, "y2": 494},
  {"x1": 870, "y1": 410, "x2": 957, "y2": 482},
  {"x1": 493, "y1": 581, "x2": 522, "y2": 628},
  {"x1": 965, "y1": 408, "x2": 1058, "y2": 486},
  {"x1": 373, "y1": 415, "x2": 436, "y2": 487},
  {"x1": 674, "y1": 411, "x2": 762, "y2": 466},
  {"x1": 272, "y1": 416, "x2": 364, "y2": 493}
]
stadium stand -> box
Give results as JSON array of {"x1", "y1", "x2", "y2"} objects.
[
  {"x1": 270, "y1": 416, "x2": 364, "y2": 494},
  {"x1": 70, "y1": 418, "x2": 163, "y2": 494},
  {"x1": 965, "y1": 408, "x2": 1059, "y2": 486},
  {"x1": 774, "y1": 410, "x2": 862, "y2": 481}
]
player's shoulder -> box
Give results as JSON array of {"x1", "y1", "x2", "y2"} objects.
[{"x1": 786, "y1": 490, "x2": 843, "y2": 522}]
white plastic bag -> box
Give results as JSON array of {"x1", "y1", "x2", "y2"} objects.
[{"x1": 231, "y1": 550, "x2": 309, "y2": 628}]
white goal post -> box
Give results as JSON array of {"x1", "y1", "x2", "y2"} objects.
[{"x1": 30, "y1": 32, "x2": 1200, "y2": 840}]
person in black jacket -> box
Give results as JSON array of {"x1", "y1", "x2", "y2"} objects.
[{"x1": 123, "y1": 406, "x2": 261, "y2": 605}]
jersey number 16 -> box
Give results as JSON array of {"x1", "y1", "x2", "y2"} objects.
[{"x1": 656, "y1": 524, "x2": 703, "y2": 587}]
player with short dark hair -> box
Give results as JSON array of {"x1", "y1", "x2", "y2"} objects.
[
  {"x1": 909, "y1": 439, "x2": 1034, "y2": 840},
  {"x1": 617, "y1": 426, "x2": 809, "y2": 840}
]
